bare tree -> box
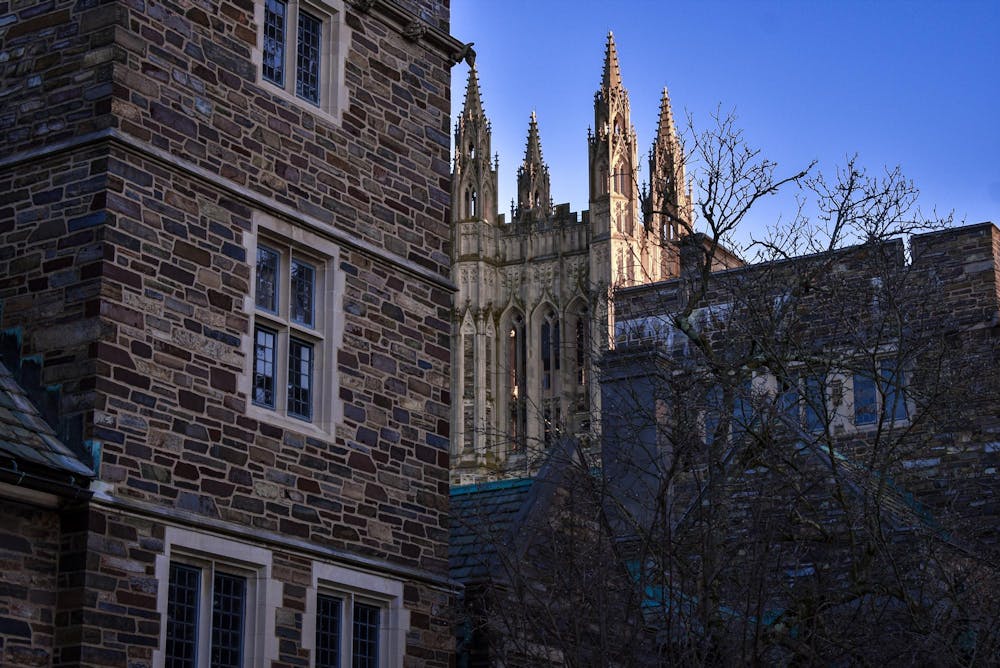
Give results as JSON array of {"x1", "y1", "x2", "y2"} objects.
[{"x1": 452, "y1": 115, "x2": 1000, "y2": 665}]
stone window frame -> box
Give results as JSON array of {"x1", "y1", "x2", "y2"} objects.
[
  {"x1": 302, "y1": 562, "x2": 410, "y2": 668},
  {"x1": 245, "y1": 211, "x2": 345, "y2": 437},
  {"x1": 153, "y1": 527, "x2": 280, "y2": 668},
  {"x1": 253, "y1": 0, "x2": 349, "y2": 121}
]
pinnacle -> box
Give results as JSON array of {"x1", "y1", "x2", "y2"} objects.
[
  {"x1": 523, "y1": 110, "x2": 544, "y2": 167},
  {"x1": 461, "y1": 63, "x2": 485, "y2": 117},
  {"x1": 601, "y1": 31, "x2": 623, "y2": 91},
  {"x1": 656, "y1": 85, "x2": 677, "y2": 144}
]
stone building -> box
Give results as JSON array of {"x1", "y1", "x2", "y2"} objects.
[
  {"x1": 0, "y1": 0, "x2": 463, "y2": 665},
  {"x1": 599, "y1": 222, "x2": 1000, "y2": 661},
  {"x1": 450, "y1": 34, "x2": 695, "y2": 483}
]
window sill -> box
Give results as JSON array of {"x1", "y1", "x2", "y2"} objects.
[{"x1": 248, "y1": 402, "x2": 337, "y2": 440}]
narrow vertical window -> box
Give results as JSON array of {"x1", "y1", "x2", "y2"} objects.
[
  {"x1": 256, "y1": 245, "x2": 280, "y2": 313},
  {"x1": 541, "y1": 321, "x2": 552, "y2": 391},
  {"x1": 854, "y1": 373, "x2": 877, "y2": 425},
  {"x1": 804, "y1": 375, "x2": 824, "y2": 432},
  {"x1": 880, "y1": 359, "x2": 908, "y2": 421},
  {"x1": 211, "y1": 572, "x2": 247, "y2": 668},
  {"x1": 287, "y1": 338, "x2": 314, "y2": 420},
  {"x1": 296, "y1": 9, "x2": 322, "y2": 103},
  {"x1": 290, "y1": 259, "x2": 315, "y2": 327},
  {"x1": 166, "y1": 563, "x2": 201, "y2": 668},
  {"x1": 316, "y1": 594, "x2": 343, "y2": 668},
  {"x1": 352, "y1": 603, "x2": 380, "y2": 668},
  {"x1": 507, "y1": 315, "x2": 526, "y2": 451},
  {"x1": 253, "y1": 327, "x2": 277, "y2": 408},
  {"x1": 262, "y1": 0, "x2": 287, "y2": 86}
]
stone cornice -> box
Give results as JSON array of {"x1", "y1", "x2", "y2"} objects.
[
  {"x1": 0, "y1": 129, "x2": 457, "y2": 292},
  {"x1": 352, "y1": 0, "x2": 474, "y2": 66},
  {"x1": 90, "y1": 486, "x2": 460, "y2": 591}
]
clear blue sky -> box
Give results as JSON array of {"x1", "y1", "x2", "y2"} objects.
[{"x1": 450, "y1": 0, "x2": 999, "y2": 242}]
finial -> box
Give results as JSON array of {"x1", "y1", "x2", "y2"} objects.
[{"x1": 601, "y1": 30, "x2": 623, "y2": 91}]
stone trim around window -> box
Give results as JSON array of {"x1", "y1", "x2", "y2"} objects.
[
  {"x1": 252, "y1": 0, "x2": 350, "y2": 123},
  {"x1": 153, "y1": 526, "x2": 280, "y2": 668},
  {"x1": 303, "y1": 561, "x2": 410, "y2": 668},
  {"x1": 244, "y1": 211, "x2": 345, "y2": 437}
]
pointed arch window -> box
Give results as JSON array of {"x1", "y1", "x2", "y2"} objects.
[
  {"x1": 540, "y1": 310, "x2": 560, "y2": 393},
  {"x1": 574, "y1": 305, "x2": 589, "y2": 387},
  {"x1": 613, "y1": 159, "x2": 633, "y2": 196},
  {"x1": 463, "y1": 187, "x2": 478, "y2": 219},
  {"x1": 506, "y1": 314, "x2": 526, "y2": 452}
]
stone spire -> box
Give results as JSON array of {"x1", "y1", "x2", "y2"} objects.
[
  {"x1": 460, "y1": 62, "x2": 485, "y2": 120},
  {"x1": 655, "y1": 86, "x2": 678, "y2": 148},
  {"x1": 516, "y1": 111, "x2": 551, "y2": 222},
  {"x1": 452, "y1": 64, "x2": 497, "y2": 223},
  {"x1": 523, "y1": 110, "x2": 543, "y2": 168},
  {"x1": 601, "y1": 31, "x2": 623, "y2": 92},
  {"x1": 648, "y1": 85, "x2": 689, "y2": 235}
]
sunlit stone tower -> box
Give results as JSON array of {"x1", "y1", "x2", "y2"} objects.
[{"x1": 450, "y1": 34, "x2": 690, "y2": 482}]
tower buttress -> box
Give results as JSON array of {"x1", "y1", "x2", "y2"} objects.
[
  {"x1": 453, "y1": 65, "x2": 498, "y2": 224},
  {"x1": 515, "y1": 111, "x2": 552, "y2": 222}
]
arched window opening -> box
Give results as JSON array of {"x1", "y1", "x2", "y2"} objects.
[
  {"x1": 468, "y1": 142, "x2": 476, "y2": 160},
  {"x1": 506, "y1": 315, "x2": 526, "y2": 452},
  {"x1": 464, "y1": 187, "x2": 478, "y2": 218},
  {"x1": 575, "y1": 307, "x2": 589, "y2": 387},
  {"x1": 541, "y1": 310, "x2": 560, "y2": 394}
]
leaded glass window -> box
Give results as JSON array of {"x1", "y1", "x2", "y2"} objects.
[
  {"x1": 211, "y1": 572, "x2": 247, "y2": 668},
  {"x1": 253, "y1": 326, "x2": 277, "y2": 408},
  {"x1": 166, "y1": 563, "x2": 201, "y2": 668},
  {"x1": 262, "y1": 0, "x2": 287, "y2": 86},
  {"x1": 290, "y1": 259, "x2": 315, "y2": 326},
  {"x1": 352, "y1": 603, "x2": 380, "y2": 668},
  {"x1": 288, "y1": 338, "x2": 313, "y2": 420},
  {"x1": 253, "y1": 236, "x2": 327, "y2": 425},
  {"x1": 316, "y1": 594, "x2": 343, "y2": 668},
  {"x1": 256, "y1": 245, "x2": 280, "y2": 313},
  {"x1": 296, "y1": 9, "x2": 322, "y2": 103}
]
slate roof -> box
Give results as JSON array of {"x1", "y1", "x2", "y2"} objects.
[
  {"x1": 0, "y1": 362, "x2": 93, "y2": 479},
  {"x1": 450, "y1": 477, "x2": 536, "y2": 583}
]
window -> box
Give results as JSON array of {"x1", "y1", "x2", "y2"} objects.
[
  {"x1": 779, "y1": 372, "x2": 827, "y2": 433},
  {"x1": 165, "y1": 561, "x2": 252, "y2": 668},
  {"x1": 315, "y1": 595, "x2": 381, "y2": 668},
  {"x1": 306, "y1": 563, "x2": 409, "y2": 668},
  {"x1": 248, "y1": 213, "x2": 342, "y2": 434},
  {"x1": 854, "y1": 359, "x2": 908, "y2": 426},
  {"x1": 258, "y1": 0, "x2": 346, "y2": 115},
  {"x1": 155, "y1": 529, "x2": 276, "y2": 668},
  {"x1": 540, "y1": 310, "x2": 560, "y2": 392},
  {"x1": 254, "y1": 241, "x2": 323, "y2": 422},
  {"x1": 506, "y1": 313, "x2": 526, "y2": 452}
]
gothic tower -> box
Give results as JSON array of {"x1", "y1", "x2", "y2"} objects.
[
  {"x1": 450, "y1": 37, "x2": 689, "y2": 483},
  {"x1": 451, "y1": 64, "x2": 501, "y2": 475}
]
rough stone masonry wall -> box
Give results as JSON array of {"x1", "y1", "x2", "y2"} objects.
[
  {"x1": 0, "y1": 0, "x2": 115, "y2": 154},
  {"x1": 0, "y1": 500, "x2": 62, "y2": 667},
  {"x1": 2, "y1": 0, "x2": 459, "y2": 664},
  {"x1": 109, "y1": 0, "x2": 453, "y2": 275},
  {"x1": 2, "y1": 0, "x2": 458, "y2": 553}
]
